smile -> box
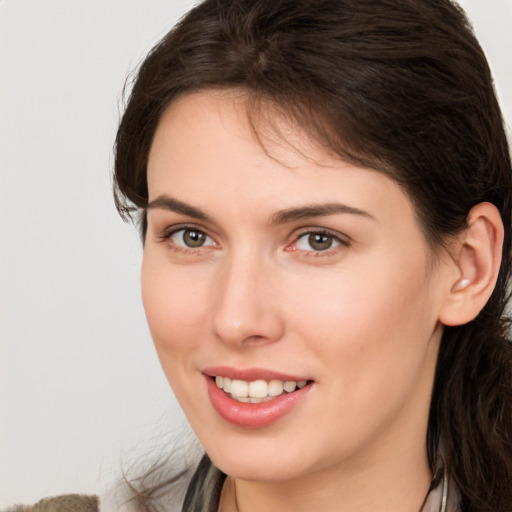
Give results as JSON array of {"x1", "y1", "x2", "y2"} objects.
[
  {"x1": 215, "y1": 376, "x2": 308, "y2": 403},
  {"x1": 204, "y1": 369, "x2": 314, "y2": 428}
]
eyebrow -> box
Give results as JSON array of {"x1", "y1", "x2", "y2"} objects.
[
  {"x1": 145, "y1": 195, "x2": 374, "y2": 225},
  {"x1": 270, "y1": 203, "x2": 375, "y2": 224},
  {"x1": 145, "y1": 195, "x2": 213, "y2": 222}
]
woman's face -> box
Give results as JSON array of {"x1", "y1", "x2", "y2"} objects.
[{"x1": 142, "y1": 90, "x2": 452, "y2": 482}]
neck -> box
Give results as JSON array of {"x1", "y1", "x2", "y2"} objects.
[{"x1": 220, "y1": 443, "x2": 432, "y2": 512}]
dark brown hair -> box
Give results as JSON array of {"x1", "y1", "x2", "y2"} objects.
[{"x1": 114, "y1": 1, "x2": 512, "y2": 510}]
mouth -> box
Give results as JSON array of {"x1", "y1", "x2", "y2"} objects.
[
  {"x1": 202, "y1": 367, "x2": 314, "y2": 428},
  {"x1": 213, "y1": 376, "x2": 309, "y2": 403}
]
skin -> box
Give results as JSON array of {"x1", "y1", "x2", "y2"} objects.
[{"x1": 142, "y1": 90, "x2": 464, "y2": 512}]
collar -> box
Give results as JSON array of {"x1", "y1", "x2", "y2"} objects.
[{"x1": 420, "y1": 463, "x2": 460, "y2": 512}]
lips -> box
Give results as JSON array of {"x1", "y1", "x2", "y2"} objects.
[
  {"x1": 203, "y1": 367, "x2": 314, "y2": 428},
  {"x1": 215, "y1": 376, "x2": 308, "y2": 403}
]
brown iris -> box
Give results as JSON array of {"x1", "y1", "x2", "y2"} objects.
[
  {"x1": 307, "y1": 233, "x2": 333, "y2": 251},
  {"x1": 182, "y1": 229, "x2": 207, "y2": 247}
]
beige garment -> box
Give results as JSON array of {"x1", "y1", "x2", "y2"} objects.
[{"x1": 5, "y1": 494, "x2": 99, "y2": 512}]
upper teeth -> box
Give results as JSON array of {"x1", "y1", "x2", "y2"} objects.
[{"x1": 215, "y1": 376, "x2": 307, "y2": 402}]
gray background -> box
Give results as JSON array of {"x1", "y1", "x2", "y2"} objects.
[{"x1": 1, "y1": 0, "x2": 511, "y2": 507}]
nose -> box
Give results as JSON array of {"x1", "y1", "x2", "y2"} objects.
[{"x1": 210, "y1": 252, "x2": 285, "y2": 347}]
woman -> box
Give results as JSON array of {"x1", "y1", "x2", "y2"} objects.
[
  {"x1": 14, "y1": 0, "x2": 506, "y2": 511},
  {"x1": 111, "y1": 0, "x2": 512, "y2": 511}
]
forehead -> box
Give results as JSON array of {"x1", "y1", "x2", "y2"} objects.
[
  {"x1": 146, "y1": 90, "x2": 419, "y2": 232},
  {"x1": 149, "y1": 89, "x2": 336, "y2": 172}
]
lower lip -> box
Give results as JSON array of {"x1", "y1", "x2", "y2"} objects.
[{"x1": 205, "y1": 376, "x2": 313, "y2": 428}]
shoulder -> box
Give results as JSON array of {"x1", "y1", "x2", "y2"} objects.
[{"x1": 5, "y1": 494, "x2": 99, "y2": 512}]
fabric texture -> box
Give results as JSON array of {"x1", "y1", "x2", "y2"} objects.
[{"x1": 5, "y1": 495, "x2": 99, "y2": 512}]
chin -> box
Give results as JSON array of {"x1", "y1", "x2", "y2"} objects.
[
  {"x1": 211, "y1": 451, "x2": 306, "y2": 482},
  {"x1": 196, "y1": 427, "x2": 323, "y2": 482}
]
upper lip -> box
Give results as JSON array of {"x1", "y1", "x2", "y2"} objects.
[{"x1": 202, "y1": 366, "x2": 311, "y2": 382}]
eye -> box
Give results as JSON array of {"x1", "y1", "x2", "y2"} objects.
[
  {"x1": 289, "y1": 229, "x2": 351, "y2": 255},
  {"x1": 296, "y1": 232, "x2": 340, "y2": 252},
  {"x1": 169, "y1": 228, "x2": 215, "y2": 249}
]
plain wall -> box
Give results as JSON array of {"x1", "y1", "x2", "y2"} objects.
[{"x1": 1, "y1": 0, "x2": 511, "y2": 508}]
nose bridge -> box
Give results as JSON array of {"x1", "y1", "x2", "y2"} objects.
[{"x1": 211, "y1": 245, "x2": 283, "y2": 346}]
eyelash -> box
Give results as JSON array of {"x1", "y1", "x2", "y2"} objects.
[
  {"x1": 158, "y1": 226, "x2": 217, "y2": 254},
  {"x1": 288, "y1": 228, "x2": 350, "y2": 257},
  {"x1": 158, "y1": 226, "x2": 350, "y2": 257}
]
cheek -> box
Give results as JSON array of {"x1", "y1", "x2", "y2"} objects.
[
  {"x1": 141, "y1": 253, "x2": 208, "y2": 359},
  {"x1": 282, "y1": 260, "x2": 439, "y2": 459},
  {"x1": 285, "y1": 249, "x2": 438, "y2": 394},
  {"x1": 140, "y1": 254, "x2": 214, "y2": 417}
]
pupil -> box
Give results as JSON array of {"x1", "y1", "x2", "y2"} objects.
[
  {"x1": 309, "y1": 233, "x2": 332, "y2": 251},
  {"x1": 184, "y1": 230, "x2": 205, "y2": 247}
]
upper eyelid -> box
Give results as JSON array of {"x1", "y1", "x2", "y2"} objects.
[
  {"x1": 159, "y1": 223, "x2": 213, "y2": 239},
  {"x1": 147, "y1": 214, "x2": 221, "y2": 240},
  {"x1": 292, "y1": 227, "x2": 351, "y2": 242}
]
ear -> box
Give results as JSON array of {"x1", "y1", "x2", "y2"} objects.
[{"x1": 439, "y1": 202, "x2": 504, "y2": 326}]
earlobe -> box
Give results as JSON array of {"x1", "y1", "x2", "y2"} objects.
[{"x1": 439, "y1": 202, "x2": 504, "y2": 327}]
